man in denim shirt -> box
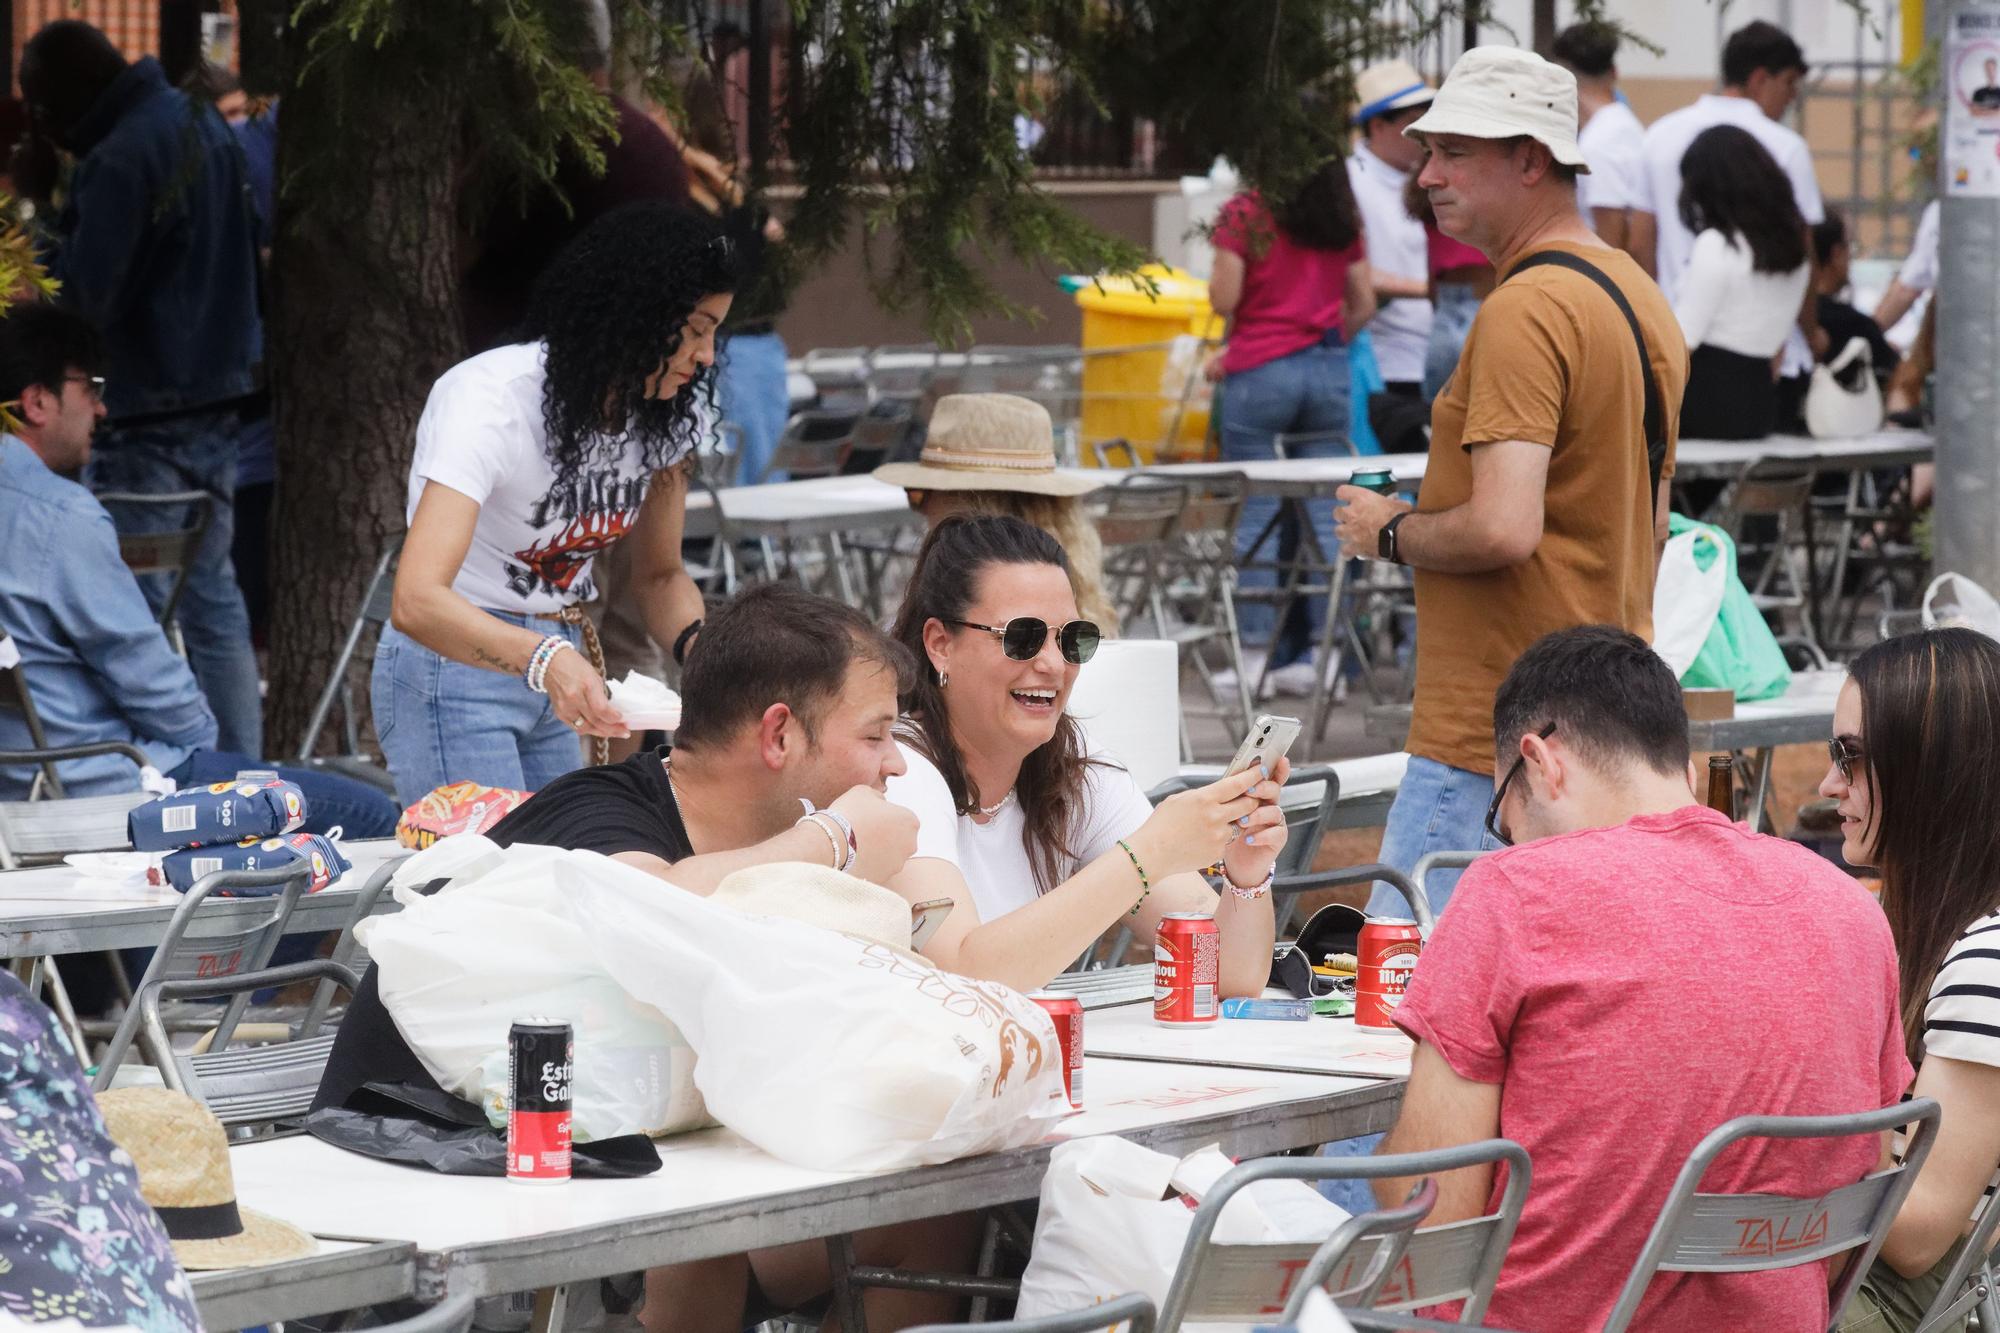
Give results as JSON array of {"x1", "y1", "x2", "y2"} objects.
[
  {"x1": 0, "y1": 304, "x2": 395, "y2": 837},
  {"x1": 15, "y1": 20, "x2": 266, "y2": 757}
]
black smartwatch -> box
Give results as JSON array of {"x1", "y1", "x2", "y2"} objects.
[{"x1": 1379, "y1": 512, "x2": 1411, "y2": 565}]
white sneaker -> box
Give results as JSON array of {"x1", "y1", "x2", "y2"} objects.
[{"x1": 1266, "y1": 659, "x2": 1321, "y2": 696}]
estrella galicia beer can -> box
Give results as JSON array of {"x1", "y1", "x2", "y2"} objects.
[
  {"x1": 1350, "y1": 468, "x2": 1397, "y2": 497},
  {"x1": 1355, "y1": 919, "x2": 1423, "y2": 1029},
  {"x1": 1029, "y1": 991, "x2": 1085, "y2": 1109},
  {"x1": 507, "y1": 1018, "x2": 573, "y2": 1184},
  {"x1": 1154, "y1": 912, "x2": 1220, "y2": 1026}
]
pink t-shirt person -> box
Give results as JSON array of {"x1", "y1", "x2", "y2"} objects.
[
  {"x1": 1426, "y1": 225, "x2": 1487, "y2": 277},
  {"x1": 1211, "y1": 193, "x2": 1364, "y2": 375},
  {"x1": 1394, "y1": 805, "x2": 1911, "y2": 1332}
]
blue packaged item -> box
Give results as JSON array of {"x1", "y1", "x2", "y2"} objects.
[
  {"x1": 1221, "y1": 997, "x2": 1313, "y2": 1021},
  {"x1": 161, "y1": 832, "x2": 350, "y2": 894},
  {"x1": 129, "y1": 777, "x2": 308, "y2": 851}
]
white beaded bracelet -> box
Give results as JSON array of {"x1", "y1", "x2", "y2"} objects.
[
  {"x1": 1225, "y1": 867, "x2": 1275, "y2": 901},
  {"x1": 525, "y1": 636, "x2": 573, "y2": 694}
]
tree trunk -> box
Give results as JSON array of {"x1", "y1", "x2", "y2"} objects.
[{"x1": 265, "y1": 32, "x2": 465, "y2": 759}]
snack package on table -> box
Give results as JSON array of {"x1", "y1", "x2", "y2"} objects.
[
  {"x1": 397, "y1": 782, "x2": 532, "y2": 850},
  {"x1": 128, "y1": 777, "x2": 307, "y2": 851},
  {"x1": 161, "y1": 832, "x2": 351, "y2": 894}
]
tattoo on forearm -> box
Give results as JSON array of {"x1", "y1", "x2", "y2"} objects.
[{"x1": 473, "y1": 647, "x2": 516, "y2": 673}]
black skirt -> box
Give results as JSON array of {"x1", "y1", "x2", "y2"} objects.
[{"x1": 1681, "y1": 343, "x2": 1778, "y2": 440}]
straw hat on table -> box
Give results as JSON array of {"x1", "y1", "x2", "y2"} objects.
[
  {"x1": 874, "y1": 393, "x2": 1098, "y2": 498},
  {"x1": 98, "y1": 1086, "x2": 316, "y2": 1270},
  {"x1": 710, "y1": 861, "x2": 930, "y2": 963}
]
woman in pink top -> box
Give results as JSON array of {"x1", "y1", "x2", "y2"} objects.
[{"x1": 1206, "y1": 162, "x2": 1374, "y2": 679}]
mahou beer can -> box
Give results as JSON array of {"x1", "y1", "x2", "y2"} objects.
[
  {"x1": 507, "y1": 1017, "x2": 573, "y2": 1184},
  {"x1": 1030, "y1": 992, "x2": 1085, "y2": 1109},
  {"x1": 1154, "y1": 912, "x2": 1220, "y2": 1026},
  {"x1": 1355, "y1": 919, "x2": 1423, "y2": 1029}
]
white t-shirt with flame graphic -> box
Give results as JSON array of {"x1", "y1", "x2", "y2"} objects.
[{"x1": 406, "y1": 341, "x2": 688, "y2": 614}]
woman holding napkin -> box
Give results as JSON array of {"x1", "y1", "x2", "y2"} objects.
[
  {"x1": 882, "y1": 514, "x2": 1285, "y2": 993},
  {"x1": 373, "y1": 203, "x2": 736, "y2": 805}
]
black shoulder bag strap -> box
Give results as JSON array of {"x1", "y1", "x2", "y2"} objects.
[{"x1": 1506, "y1": 250, "x2": 1667, "y2": 496}]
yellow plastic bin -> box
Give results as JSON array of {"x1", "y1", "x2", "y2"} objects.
[{"x1": 1071, "y1": 264, "x2": 1223, "y2": 463}]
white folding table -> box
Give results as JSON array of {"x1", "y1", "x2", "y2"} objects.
[
  {"x1": 0, "y1": 838, "x2": 410, "y2": 958},
  {"x1": 1082, "y1": 1001, "x2": 1413, "y2": 1080},
  {"x1": 222, "y1": 1055, "x2": 1403, "y2": 1306}
]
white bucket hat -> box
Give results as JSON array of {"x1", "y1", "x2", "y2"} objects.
[{"x1": 1403, "y1": 46, "x2": 1590, "y2": 172}]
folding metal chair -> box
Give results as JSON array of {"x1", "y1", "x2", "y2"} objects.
[
  {"x1": 760, "y1": 409, "x2": 860, "y2": 483},
  {"x1": 1601, "y1": 1097, "x2": 1943, "y2": 1333},
  {"x1": 1713, "y1": 462, "x2": 1822, "y2": 656},
  {"x1": 1912, "y1": 1183, "x2": 2000, "y2": 1333},
  {"x1": 1271, "y1": 860, "x2": 1435, "y2": 936},
  {"x1": 800, "y1": 346, "x2": 874, "y2": 410},
  {"x1": 901, "y1": 1292, "x2": 1155, "y2": 1333},
  {"x1": 94, "y1": 489, "x2": 213, "y2": 654},
  {"x1": 91, "y1": 861, "x2": 318, "y2": 1092},
  {"x1": 300, "y1": 857, "x2": 401, "y2": 1035},
  {"x1": 1093, "y1": 438, "x2": 1140, "y2": 469},
  {"x1": 1092, "y1": 479, "x2": 1187, "y2": 641},
  {"x1": 294, "y1": 533, "x2": 403, "y2": 793},
  {"x1": 868, "y1": 344, "x2": 941, "y2": 407},
  {"x1": 1278, "y1": 1141, "x2": 1532, "y2": 1324},
  {"x1": 136, "y1": 958, "x2": 356, "y2": 1132},
  {"x1": 1159, "y1": 471, "x2": 1255, "y2": 739},
  {"x1": 1154, "y1": 1157, "x2": 1441, "y2": 1333},
  {"x1": 0, "y1": 645, "x2": 66, "y2": 799}
]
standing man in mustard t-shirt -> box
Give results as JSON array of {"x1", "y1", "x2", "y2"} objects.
[{"x1": 1334, "y1": 46, "x2": 1689, "y2": 918}]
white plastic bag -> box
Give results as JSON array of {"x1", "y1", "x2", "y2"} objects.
[
  {"x1": 1016, "y1": 1137, "x2": 1352, "y2": 1330},
  {"x1": 1922, "y1": 571, "x2": 2000, "y2": 640},
  {"x1": 1652, "y1": 523, "x2": 1728, "y2": 678},
  {"x1": 563, "y1": 856, "x2": 1070, "y2": 1172},
  {"x1": 359, "y1": 838, "x2": 709, "y2": 1143}
]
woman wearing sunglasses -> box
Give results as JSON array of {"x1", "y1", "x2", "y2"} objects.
[
  {"x1": 882, "y1": 514, "x2": 1284, "y2": 993},
  {"x1": 1826, "y1": 629, "x2": 2000, "y2": 1333}
]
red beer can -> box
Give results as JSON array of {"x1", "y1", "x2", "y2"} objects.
[
  {"x1": 1355, "y1": 919, "x2": 1423, "y2": 1030},
  {"x1": 1030, "y1": 992, "x2": 1085, "y2": 1109},
  {"x1": 507, "y1": 1017, "x2": 573, "y2": 1184},
  {"x1": 1154, "y1": 912, "x2": 1221, "y2": 1026}
]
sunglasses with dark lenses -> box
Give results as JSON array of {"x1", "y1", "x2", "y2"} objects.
[
  {"x1": 1828, "y1": 736, "x2": 1864, "y2": 783},
  {"x1": 948, "y1": 617, "x2": 1101, "y2": 665},
  {"x1": 1485, "y1": 721, "x2": 1557, "y2": 848}
]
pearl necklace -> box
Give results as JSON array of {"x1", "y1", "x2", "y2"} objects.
[{"x1": 976, "y1": 789, "x2": 1015, "y2": 818}]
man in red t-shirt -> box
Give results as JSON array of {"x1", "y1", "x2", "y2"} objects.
[{"x1": 1376, "y1": 625, "x2": 1911, "y2": 1331}]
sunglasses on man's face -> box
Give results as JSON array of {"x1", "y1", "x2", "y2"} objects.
[{"x1": 948, "y1": 617, "x2": 1101, "y2": 665}]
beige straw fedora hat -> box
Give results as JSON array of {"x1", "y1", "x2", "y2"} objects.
[
  {"x1": 98, "y1": 1087, "x2": 317, "y2": 1270},
  {"x1": 874, "y1": 392, "x2": 1099, "y2": 497},
  {"x1": 1352, "y1": 59, "x2": 1435, "y2": 124},
  {"x1": 710, "y1": 862, "x2": 931, "y2": 962}
]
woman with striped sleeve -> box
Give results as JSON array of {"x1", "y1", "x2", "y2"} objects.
[{"x1": 1824, "y1": 628, "x2": 2000, "y2": 1333}]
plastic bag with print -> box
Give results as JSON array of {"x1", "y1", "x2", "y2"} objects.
[{"x1": 559, "y1": 853, "x2": 1070, "y2": 1172}]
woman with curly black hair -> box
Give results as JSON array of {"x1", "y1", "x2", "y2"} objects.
[{"x1": 372, "y1": 202, "x2": 738, "y2": 805}]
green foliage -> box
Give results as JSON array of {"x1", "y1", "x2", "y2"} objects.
[
  {"x1": 286, "y1": 0, "x2": 617, "y2": 219},
  {"x1": 0, "y1": 194, "x2": 58, "y2": 432}
]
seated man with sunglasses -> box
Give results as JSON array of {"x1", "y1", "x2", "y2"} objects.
[
  {"x1": 880, "y1": 513, "x2": 1286, "y2": 994},
  {"x1": 1369, "y1": 625, "x2": 1908, "y2": 1332}
]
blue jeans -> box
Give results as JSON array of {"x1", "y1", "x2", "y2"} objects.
[
  {"x1": 719, "y1": 331, "x2": 791, "y2": 485},
  {"x1": 1367, "y1": 754, "x2": 1500, "y2": 919},
  {"x1": 166, "y1": 749, "x2": 399, "y2": 840},
  {"x1": 1219, "y1": 341, "x2": 1350, "y2": 664},
  {"x1": 1423, "y1": 283, "x2": 1481, "y2": 405},
  {"x1": 371, "y1": 614, "x2": 588, "y2": 807},
  {"x1": 89, "y1": 411, "x2": 264, "y2": 758}
]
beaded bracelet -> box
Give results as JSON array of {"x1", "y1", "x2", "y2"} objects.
[
  {"x1": 797, "y1": 811, "x2": 846, "y2": 869},
  {"x1": 1225, "y1": 867, "x2": 1275, "y2": 901},
  {"x1": 1117, "y1": 838, "x2": 1151, "y2": 916},
  {"x1": 523, "y1": 635, "x2": 572, "y2": 694}
]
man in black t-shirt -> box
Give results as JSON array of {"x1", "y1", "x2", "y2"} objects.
[{"x1": 317, "y1": 585, "x2": 966, "y2": 1329}]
